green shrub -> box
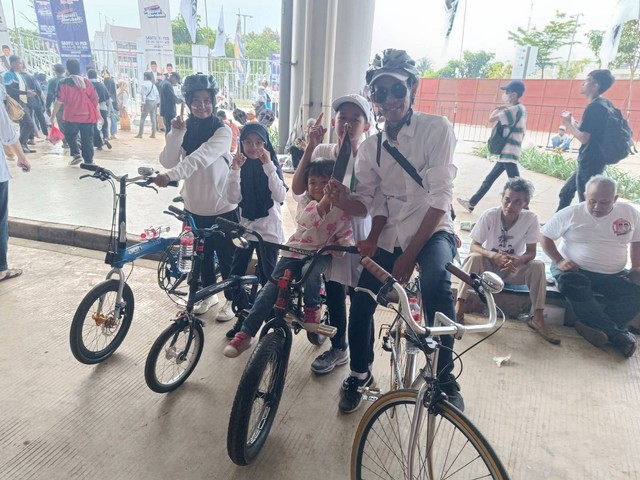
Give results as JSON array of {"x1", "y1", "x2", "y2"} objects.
[{"x1": 470, "y1": 145, "x2": 640, "y2": 200}]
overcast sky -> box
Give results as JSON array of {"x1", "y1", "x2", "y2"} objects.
[{"x1": 8, "y1": 0, "x2": 616, "y2": 68}]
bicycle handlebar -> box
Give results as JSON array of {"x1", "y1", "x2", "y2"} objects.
[
  {"x1": 80, "y1": 163, "x2": 177, "y2": 187},
  {"x1": 358, "y1": 258, "x2": 503, "y2": 340}
]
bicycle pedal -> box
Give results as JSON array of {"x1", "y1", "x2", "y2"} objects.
[
  {"x1": 314, "y1": 324, "x2": 337, "y2": 338},
  {"x1": 359, "y1": 387, "x2": 382, "y2": 402}
]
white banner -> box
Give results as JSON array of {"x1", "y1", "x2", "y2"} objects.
[
  {"x1": 600, "y1": 0, "x2": 640, "y2": 68},
  {"x1": 137, "y1": 0, "x2": 175, "y2": 79}
]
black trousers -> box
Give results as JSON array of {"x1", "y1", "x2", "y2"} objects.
[
  {"x1": 65, "y1": 122, "x2": 94, "y2": 164},
  {"x1": 469, "y1": 161, "x2": 520, "y2": 207},
  {"x1": 557, "y1": 158, "x2": 606, "y2": 211},
  {"x1": 18, "y1": 109, "x2": 35, "y2": 146}
]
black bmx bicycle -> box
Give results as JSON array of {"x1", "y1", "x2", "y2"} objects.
[
  {"x1": 218, "y1": 218, "x2": 358, "y2": 466},
  {"x1": 144, "y1": 207, "x2": 260, "y2": 393}
]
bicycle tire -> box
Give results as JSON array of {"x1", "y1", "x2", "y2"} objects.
[
  {"x1": 351, "y1": 389, "x2": 509, "y2": 480},
  {"x1": 306, "y1": 306, "x2": 329, "y2": 346},
  {"x1": 227, "y1": 329, "x2": 287, "y2": 465},
  {"x1": 69, "y1": 279, "x2": 135, "y2": 364},
  {"x1": 144, "y1": 320, "x2": 204, "y2": 393}
]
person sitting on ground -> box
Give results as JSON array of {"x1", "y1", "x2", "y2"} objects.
[
  {"x1": 455, "y1": 177, "x2": 560, "y2": 344},
  {"x1": 153, "y1": 74, "x2": 238, "y2": 321},
  {"x1": 288, "y1": 117, "x2": 316, "y2": 171},
  {"x1": 224, "y1": 158, "x2": 354, "y2": 358},
  {"x1": 551, "y1": 125, "x2": 572, "y2": 152},
  {"x1": 541, "y1": 175, "x2": 640, "y2": 357}
]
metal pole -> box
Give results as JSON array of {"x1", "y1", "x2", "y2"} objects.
[
  {"x1": 278, "y1": 0, "x2": 294, "y2": 154},
  {"x1": 457, "y1": 0, "x2": 468, "y2": 65},
  {"x1": 564, "y1": 14, "x2": 582, "y2": 74},
  {"x1": 625, "y1": 5, "x2": 640, "y2": 119},
  {"x1": 9, "y1": 0, "x2": 23, "y2": 57}
]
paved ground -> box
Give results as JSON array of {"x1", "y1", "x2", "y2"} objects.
[{"x1": 2, "y1": 128, "x2": 640, "y2": 479}]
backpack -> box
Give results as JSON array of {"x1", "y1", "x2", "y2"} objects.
[
  {"x1": 595, "y1": 98, "x2": 633, "y2": 164},
  {"x1": 487, "y1": 107, "x2": 523, "y2": 155}
]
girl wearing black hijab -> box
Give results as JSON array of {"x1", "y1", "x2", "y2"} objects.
[
  {"x1": 154, "y1": 74, "x2": 238, "y2": 320},
  {"x1": 226, "y1": 123, "x2": 286, "y2": 296}
]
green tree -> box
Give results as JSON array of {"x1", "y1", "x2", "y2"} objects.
[
  {"x1": 586, "y1": 21, "x2": 640, "y2": 77},
  {"x1": 415, "y1": 57, "x2": 433, "y2": 77},
  {"x1": 556, "y1": 58, "x2": 591, "y2": 79},
  {"x1": 486, "y1": 61, "x2": 513, "y2": 79},
  {"x1": 436, "y1": 60, "x2": 462, "y2": 78},
  {"x1": 460, "y1": 50, "x2": 495, "y2": 78},
  {"x1": 508, "y1": 11, "x2": 579, "y2": 78},
  {"x1": 172, "y1": 15, "x2": 217, "y2": 46},
  {"x1": 243, "y1": 28, "x2": 280, "y2": 60}
]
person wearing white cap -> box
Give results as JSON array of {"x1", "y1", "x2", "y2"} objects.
[
  {"x1": 291, "y1": 93, "x2": 372, "y2": 375},
  {"x1": 551, "y1": 125, "x2": 571, "y2": 152}
]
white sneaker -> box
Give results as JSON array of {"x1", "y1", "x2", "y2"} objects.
[
  {"x1": 216, "y1": 300, "x2": 236, "y2": 322},
  {"x1": 193, "y1": 294, "x2": 219, "y2": 315}
]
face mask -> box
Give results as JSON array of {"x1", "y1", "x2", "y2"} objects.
[{"x1": 501, "y1": 93, "x2": 510, "y2": 102}]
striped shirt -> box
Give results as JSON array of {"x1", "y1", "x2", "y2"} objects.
[{"x1": 497, "y1": 103, "x2": 526, "y2": 163}]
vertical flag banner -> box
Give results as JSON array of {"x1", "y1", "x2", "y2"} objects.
[
  {"x1": 34, "y1": 0, "x2": 58, "y2": 49},
  {"x1": 600, "y1": 0, "x2": 640, "y2": 67},
  {"x1": 270, "y1": 53, "x2": 280, "y2": 89},
  {"x1": 137, "y1": 0, "x2": 176, "y2": 77},
  {"x1": 212, "y1": 6, "x2": 226, "y2": 57},
  {"x1": 233, "y1": 16, "x2": 247, "y2": 85},
  {"x1": 50, "y1": 0, "x2": 93, "y2": 73},
  {"x1": 0, "y1": 0, "x2": 12, "y2": 52},
  {"x1": 180, "y1": 0, "x2": 197, "y2": 44}
]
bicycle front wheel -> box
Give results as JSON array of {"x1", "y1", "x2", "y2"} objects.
[
  {"x1": 227, "y1": 329, "x2": 287, "y2": 465},
  {"x1": 69, "y1": 279, "x2": 135, "y2": 364},
  {"x1": 351, "y1": 389, "x2": 509, "y2": 479},
  {"x1": 144, "y1": 320, "x2": 204, "y2": 393}
]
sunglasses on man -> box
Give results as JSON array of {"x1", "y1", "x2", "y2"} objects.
[{"x1": 371, "y1": 82, "x2": 408, "y2": 104}]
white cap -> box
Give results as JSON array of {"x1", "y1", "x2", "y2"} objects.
[
  {"x1": 368, "y1": 70, "x2": 410, "y2": 85},
  {"x1": 331, "y1": 94, "x2": 372, "y2": 122},
  {"x1": 559, "y1": 125, "x2": 566, "y2": 130}
]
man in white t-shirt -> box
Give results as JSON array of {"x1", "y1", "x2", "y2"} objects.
[
  {"x1": 456, "y1": 178, "x2": 560, "y2": 344},
  {"x1": 541, "y1": 175, "x2": 640, "y2": 357}
]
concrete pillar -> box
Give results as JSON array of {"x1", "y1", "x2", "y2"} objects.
[{"x1": 278, "y1": 0, "x2": 294, "y2": 153}]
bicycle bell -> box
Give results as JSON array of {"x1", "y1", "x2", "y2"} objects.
[
  {"x1": 138, "y1": 166, "x2": 156, "y2": 177},
  {"x1": 232, "y1": 236, "x2": 250, "y2": 249},
  {"x1": 479, "y1": 272, "x2": 504, "y2": 294}
]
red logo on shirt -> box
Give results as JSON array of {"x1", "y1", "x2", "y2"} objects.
[{"x1": 612, "y1": 218, "x2": 632, "y2": 236}]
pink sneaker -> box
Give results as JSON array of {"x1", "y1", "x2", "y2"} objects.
[
  {"x1": 223, "y1": 331, "x2": 252, "y2": 358},
  {"x1": 303, "y1": 305, "x2": 322, "y2": 333}
]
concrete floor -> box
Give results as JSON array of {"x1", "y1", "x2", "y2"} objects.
[
  {"x1": 2, "y1": 130, "x2": 640, "y2": 479},
  {"x1": 1, "y1": 238, "x2": 639, "y2": 479}
]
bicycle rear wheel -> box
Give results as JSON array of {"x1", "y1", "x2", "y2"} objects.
[
  {"x1": 144, "y1": 320, "x2": 204, "y2": 393},
  {"x1": 227, "y1": 329, "x2": 287, "y2": 465},
  {"x1": 69, "y1": 279, "x2": 134, "y2": 364},
  {"x1": 351, "y1": 389, "x2": 509, "y2": 479}
]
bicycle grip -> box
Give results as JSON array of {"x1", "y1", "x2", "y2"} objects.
[
  {"x1": 167, "y1": 205, "x2": 184, "y2": 215},
  {"x1": 361, "y1": 257, "x2": 393, "y2": 283},
  {"x1": 80, "y1": 163, "x2": 99, "y2": 172},
  {"x1": 216, "y1": 217, "x2": 242, "y2": 231},
  {"x1": 445, "y1": 262, "x2": 474, "y2": 287}
]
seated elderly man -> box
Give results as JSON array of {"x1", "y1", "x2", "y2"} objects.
[
  {"x1": 455, "y1": 178, "x2": 560, "y2": 344},
  {"x1": 541, "y1": 175, "x2": 640, "y2": 357}
]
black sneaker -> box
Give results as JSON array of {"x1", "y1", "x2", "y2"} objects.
[
  {"x1": 439, "y1": 374, "x2": 465, "y2": 412},
  {"x1": 339, "y1": 372, "x2": 374, "y2": 414}
]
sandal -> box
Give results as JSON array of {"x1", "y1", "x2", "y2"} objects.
[
  {"x1": 0, "y1": 268, "x2": 23, "y2": 282},
  {"x1": 527, "y1": 317, "x2": 561, "y2": 345}
]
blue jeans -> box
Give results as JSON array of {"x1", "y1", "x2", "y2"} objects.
[
  {"x1": 0, "y1": 181, "x2": 8, "y2": 271},
  {"x1": 241, "y1": 255, "x2": 331, "y2": 337},
  {"x1": 348, "y1": 231, "x2": 458, "y2": 377},
  {"x1": 551, "y1": 264, "x2": 640, "y2": 337},
  {"x1": 469, "y1": 162, "x2": 520, "y2": 207}
]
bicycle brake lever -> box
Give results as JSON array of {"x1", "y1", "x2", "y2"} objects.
[{"x1": 79, "y1": 174, "x2": 92, "y2": 180}]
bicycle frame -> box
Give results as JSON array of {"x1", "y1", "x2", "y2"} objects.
[{"x1": 357, "y1": 258, "x2": 504, "y2": 480}]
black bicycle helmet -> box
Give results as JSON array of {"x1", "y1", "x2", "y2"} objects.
[
  {"x1": 365, "y1": 49, "x2": 419, "y2": 86},
  {"x1": 182, "y1": 73, "x2": 219, "y2": 106}
]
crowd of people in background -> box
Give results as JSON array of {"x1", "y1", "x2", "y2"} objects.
[{"x1": 2, "y1": 47, "x2": 639, "y2": 418}]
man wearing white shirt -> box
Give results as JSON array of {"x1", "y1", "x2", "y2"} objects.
[
  {"x1": 541, "y1": 176, "x2": 640, "y2": 357},
  {"x1": 135, "y1": 71, "x2": 160, "y2": 138},
  {"x1": 330, "y1": 49, "x2": 461, "y2": 413}
]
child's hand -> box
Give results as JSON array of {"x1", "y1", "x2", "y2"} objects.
[
  {"x1": 232, "y1": 153, "x2": 246, "y2": 170},
  {"x1": 357, "y1": 238, "x2": 378, "y2": 258},
  {"x1": 258, "y1": 147, "x2": 271, "y2": 165},
  {"x1": 307, "y1": 113, "x2": 327, "y2": 147},
  {"x1": 316, "y1": 194, "x2": 332, "y2": 216},
  {"x1": 325, "y1": 179, "x2": 348, "y2": 208}
]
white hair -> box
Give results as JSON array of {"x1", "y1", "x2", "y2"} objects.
[{"x1": 586, "y1": 175, "x2": 617, "y2": 195}]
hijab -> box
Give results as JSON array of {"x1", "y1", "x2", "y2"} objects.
[
  {"x1": 238, "y1": 123, "x2": 285, "y2": 221},
  {"x1": 181, "y1": 93, "x2": 223, "y2": 156}
]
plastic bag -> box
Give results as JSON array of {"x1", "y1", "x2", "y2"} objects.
[{"x1": 49, "y1": 125, "x2": 64, "y2": 145}]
